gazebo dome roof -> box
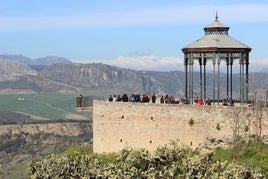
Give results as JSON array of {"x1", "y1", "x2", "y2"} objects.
[
  {"x1": 182, "y1": 34, "x2": 251, "y2": 53},
  {"x1": 182, "y1": 15, "x2": 251, "y2": 53},
  {"x1": 204, "y1": 14, "x2": 229, "y2": 31}
]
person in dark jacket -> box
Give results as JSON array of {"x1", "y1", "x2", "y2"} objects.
[{"x1": 152, "y1": 94, "x2": 156, "y2": 103}]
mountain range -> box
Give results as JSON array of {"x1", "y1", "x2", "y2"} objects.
[
  {"x1": 0, "y1": 54, "x2": 267, "y2": 99},
  {"x1": 0, "y1": 54, "x2": 70, "y2": 65}
]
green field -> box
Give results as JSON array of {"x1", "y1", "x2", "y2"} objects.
[{"x1": 0, "y1": 93, "x2": 92, "y2": 120}]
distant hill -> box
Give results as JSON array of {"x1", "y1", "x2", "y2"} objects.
[
  {"x1": 39, "y1": 62, "x2": 185, "y2": 97},
  {"x1": 0, "y1": 60, "x2": 37, "y2": 81},
  {"x1": 0, "y1": 54, "x2": 70, "y2": 66},
  {"x1": 33, "y1": 56, "x2": 70, "y2": 66},
  {"x1": 0, "y1": 59, "x2": 267, "y2": 99},
  {"x1": 0, "y1": 54, "x2": 32, "y2": 64},
  {"x1": 0, "y1": 60, "x2": 81, "y2": 93}
]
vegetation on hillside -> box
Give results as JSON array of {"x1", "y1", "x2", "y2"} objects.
[
  {"x1": 212, "y1": 139, "x2": 268, "y2": 177},
  {"x1": 0, "y1": 125, "x2": 92, "y2": 179},
  {"x1": 0, "y1": 93, "x2": 93, "y2": 178},
  {"x1": 28, "y1": 140, "x2": 267, "y2": 178}
]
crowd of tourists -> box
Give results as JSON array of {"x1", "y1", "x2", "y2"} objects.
[
  {"x1": 76, "y1": 93, "x2": 235, "y2": 106},
  {"x1": 193, "y1": 93, "x2": 235, "y2": 106},
  {"x1": 107, "y1": 93, "x2": 155, "y2": 103},
  {"x1": 107, "y1": 93, "x2": 190, "y2": 104},
  {"x1": 107, "y1": 93, "x2": 235, "y2": 106}
]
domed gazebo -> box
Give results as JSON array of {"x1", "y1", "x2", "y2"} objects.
[{"x1": 182, "y1": 14, "x2": 251, "y2": 104}]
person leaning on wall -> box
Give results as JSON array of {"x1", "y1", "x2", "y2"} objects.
[{"x1": 77, "y1": 94, "x2": 83, "y2": 107}]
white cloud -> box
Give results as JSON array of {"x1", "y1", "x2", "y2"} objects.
[
  {"x1": 1, "y1": 4, "x2": 268, "y2": 30},
  {"x1": 73, "y1": 55, "x2": 184, "y2": 72},
  {"x1": 250, "y1": 58, "x2": 268, "y2": 72},
  {"x1": 73, "y1": 55, "x2": 268, "y2": 72}
]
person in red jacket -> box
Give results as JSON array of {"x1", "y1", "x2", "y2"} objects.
[{"x1": 197, "y1": 98, "x2": 204, "y2": 105}]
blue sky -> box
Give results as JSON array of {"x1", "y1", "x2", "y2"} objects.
[{"x1": 0, "y1": 0, "x2": 268, "y2": 71}]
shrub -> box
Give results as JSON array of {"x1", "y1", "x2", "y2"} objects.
[
  {"x1": 216, "y1": 124, "x2": 221, "y2": 131},
  {"x1": 244, "y1": 126, "x2": 249, "y2": 132},
  {"x1": 28, "y1": 142, "x2": 265, "y2": 178},
  {"x1": 189, "y1": 118, "x2": 194, "y2": 126},
  {"x1": 212, "y1": 140, "x2": 268, "y2": 177},
  {"x1": 64, "y1": 146, "x2": 93, "y2": 156}
]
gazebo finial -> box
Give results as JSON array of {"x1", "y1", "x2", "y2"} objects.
[{"x1": 215, "y1": 11, "x2": 218, "y2": 21}]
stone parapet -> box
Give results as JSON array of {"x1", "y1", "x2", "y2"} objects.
[{"x1": 93, "y1": 100, "x2": 268, "y2": 153}]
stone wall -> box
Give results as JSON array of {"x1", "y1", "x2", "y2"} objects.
[{"x1": 93, "y1": 100, "x2": 268, "y2": 153}]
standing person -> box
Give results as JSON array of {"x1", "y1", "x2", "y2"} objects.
[
  {"x1": 222, "y1": 98, "x2": 228, "y2": 106},
  {"x1": 130, "y1": 94, "x2": 136, "y2": 102},
  {"x1": 116, "y1": 95, "x2": 121, "y2": 102},
  {"x1": 164, "y1": 95, "x2": 169, "y2": 103},
  {"x1": 108, "y1": 95, "x2": 113, "y2": 102},
  {"x1": 197, "y1": 98, "x2": 204, "y2": 105},
  {"x1": 184, "y1": 97, "x2": 189, "y2": 104},
  {"x1": 205, "y1": 98, "x2": 211, "y2": 105},
  {"x1": 229, "y1": 97, "x2": 234, "y2": 106},
  {"x1": 113, "y1": 95, "x2": 116, "y2": 102},
  {"x1": 77, "y1": 94, "x2": 83, "y2": 107},
  {"x1": 152, "y1": 94, "x2": 156, "y2": 103},
  {"x1": 194, "y1": 93, "x2": 199, "y2": 104},
  {"x1": 122, "y1": 94, "x2": 129, "y2": 102},
  {"x1": 160, "y1": 96, "x2": 164, "y2": 103}
]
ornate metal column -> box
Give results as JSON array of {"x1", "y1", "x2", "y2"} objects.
[
  {"x1": 245, "y1": 52, "x2": 249, "y2": 102},
  {"x1": 242, "y1": 53, "x2": 245, "y2": 103},
  {"x1": 199, "y1": 57, "x2": 203, "y2": 99},
  {"x1": 226, "y1": 54, "x2": 230, "y2": 99},
  {"x1": 240, "y1": 52, "x2": 245, "y2": 104},
  {"x1": 203, "y1": 56, "x2": 207, "y2": 101},
  {"x1": 217, "y1": 54, "x2": 221, "y2": 104},
  {"x1": 230, "y1": 57, "x2": 233, "y2": 98},
  {"x1": 213, "y1": 52, "x2": 216, "y2": 105},
  {"x1": 189, "y1": 53, "x2": 194, "y2": 104},
  {"x1": 184, "y1": 54, "x2": 188, "y2": 98}
]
